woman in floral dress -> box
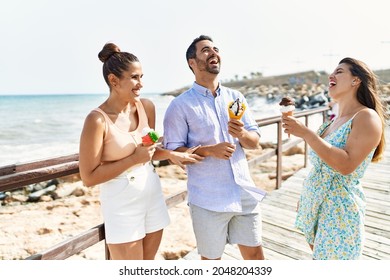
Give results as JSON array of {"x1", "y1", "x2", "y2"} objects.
[{"x1": 281, "y1": 57, "x2": 387, "y2": 259}]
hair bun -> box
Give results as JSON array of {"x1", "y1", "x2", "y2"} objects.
[{"x1": 98, "y1": 43, "x2": 121, "y2": 63}]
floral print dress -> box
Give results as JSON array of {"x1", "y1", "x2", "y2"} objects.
[{"x1": 295, "y1": 116, "x2": 374, "y2": 260}]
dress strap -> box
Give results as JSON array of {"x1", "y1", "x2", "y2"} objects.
[
  {"x1": 350, "y1": 109, "x2": 369, "y2": 125},
  {"x1": 351, "y1": 110, "x2": 363, "y2": 120},
  {"x1": 136, "y1": 99, "x2": 151, "y2": 130},
  {"x1": 91, "y1": 108, "x2": 109, "y2": 137}
]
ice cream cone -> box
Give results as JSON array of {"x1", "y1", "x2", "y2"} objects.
[
  {"x1": 279, "y1": 96, "x2": 296, "y2": 138},
  {"x1": 228, "y1": 98, "x2": 246, "y2": 120},
  {"x1": 282, "y1": 111, "x2": 294, "y2": 137}
]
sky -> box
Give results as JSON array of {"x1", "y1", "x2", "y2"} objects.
[{"x1": 0, "y1": 0, "x2": 389, "y2": 95}]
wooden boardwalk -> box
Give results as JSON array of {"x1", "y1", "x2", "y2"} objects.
[{"x1": 183, "y1": 128, "x2": 390, "y2": 260}]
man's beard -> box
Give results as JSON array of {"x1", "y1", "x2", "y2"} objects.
[
  {"x1": 206, "y1": 65, "x2": 220, "y2": 74},
  {"x1": 196, "y1": 58, "x2": 220, "y2": 74}
]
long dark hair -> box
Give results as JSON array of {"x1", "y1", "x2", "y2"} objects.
[{"x1": 339, "y1": 57, "x2": 386, "y2": 162}]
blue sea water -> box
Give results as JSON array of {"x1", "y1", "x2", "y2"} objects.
[
  {"x1": 0, "y1": 93, "x2": 176, "y2": 166},
  {"x1": 0, "y1": 92, "x2": 306, "y2": 166}
]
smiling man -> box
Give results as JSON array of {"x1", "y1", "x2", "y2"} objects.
[{"x1": 163, "y1": 35, "x2": 265, "y2": 260}]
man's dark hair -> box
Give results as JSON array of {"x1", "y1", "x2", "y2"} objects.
[{"x1": 186, "y1": 35, "x2": 213, "y2": 71}]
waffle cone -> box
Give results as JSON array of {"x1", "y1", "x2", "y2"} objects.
[
  {"x1": 282, "y1": 111, "x2": 293, "y2": 137},
  {"x1": 282, "y1": 111, "x2": 293, "y2": 117},
  {"x1": 228, "y1": 101, "x2": 246, "y2": 120}
]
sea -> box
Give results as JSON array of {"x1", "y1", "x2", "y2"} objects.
[{"x1": 0, "y1": 93, "x2": 320, "y2": 167}]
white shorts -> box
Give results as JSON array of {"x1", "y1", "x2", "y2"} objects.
[
  {"x1": 189, "y1": 189, "x2": 262, "y2": 259},
  {"x1": 99, "y1": 162, "x2": 170, "y2": 244}
]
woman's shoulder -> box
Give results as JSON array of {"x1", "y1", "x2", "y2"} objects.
[
  {"x1": 140, "y1": 98, "x2": 156, "y2": 118},
  {"x1": 353, "y1": 107, "x2": 380, "y2": 122},
  {"x1": 352, "y1": 107, "x2": 381, "y2": 131},
  {"x1": 140, "y1": 98, "x2": 155, "y2": 110},
  {"x1": 84, "y1": 108, "x2": 106, "y2": 126}
]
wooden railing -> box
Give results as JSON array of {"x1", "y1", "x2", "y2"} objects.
[
  {"x1": 0, "y1": 106, "x2": 329, "y2": 260},
  {"x1": 250, "y1": 106, "x2": 328, "y2": 189}
]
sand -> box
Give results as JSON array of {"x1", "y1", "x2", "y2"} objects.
[{"x1": 0, "y1": 147, "x2": 304, "y2": 260}]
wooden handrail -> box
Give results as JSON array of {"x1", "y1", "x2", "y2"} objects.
[
  {"x1": 0, "y1": 154, "x2": 79, "y2": 192},
  {"x1": 0, "y1": 154, "x2": 79, "y2": 176},
  {"x1": 253, "y1": 106, "x2": 329, "y2": 189},
  {"x1": 26, "y1": 224, "x2": 106, "y2": 260},
  {"x1": 0, "y1": 106, "x2": 330, "y2": 260}
]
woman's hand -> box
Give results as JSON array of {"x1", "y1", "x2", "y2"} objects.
[
  {"x1": 281, "y1": 115, "x2": 310, "y2": 138},
  {"x1": 168, "y1": 146, "x2": 204, "y2": 170},
  {"x1": 133, "y1": 144, "x2": 156, "y2": 164}
]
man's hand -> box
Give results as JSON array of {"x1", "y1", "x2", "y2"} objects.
[
  {"x1": 209, "y1": 142, "x2": 236, "y2": 160},
  {"x1": 228, "y1": 119, "x2": 246, "y2": 139}
]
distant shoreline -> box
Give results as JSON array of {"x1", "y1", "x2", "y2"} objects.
[{"x1": 162, "y1": 69, "x2": 390, "y2": 97}]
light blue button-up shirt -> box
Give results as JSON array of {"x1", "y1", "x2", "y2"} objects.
[{"x1": 163, "y1": 82, "x2": 261, "y2": 212}]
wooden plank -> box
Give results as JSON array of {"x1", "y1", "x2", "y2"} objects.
[
  {"x1": 365, "y1": 210, "x2": 390, "y2": 223},
  {"x1": 261, "y1": 196, "x2": 298, "y2": 213},
  {"x1": 26, "y1": 224, "x2": 105, "y2": 260},
  {"x1": 364, "y1": 239, "x2": 390, "y2": 255},
  {"x1": 365, "y1": 202, "x2": 390, "y2": 216},
  {"x1": 0, "y1": 154, "x2": 79, "y2": 176},
  {"x1": 364, "y1": 226, "x2": 390, "y2": 240},
  {"x1": 362, "y1": 246, "x2": 389, "y2": 260},
  {"x1": 263, "y1": 247, "x2": 295, "y2": 260},
  {"x1": 165, "y1": 191, "x2": 188, "y2": 208},
  {"x1": 180, "y1": 245, "x2": 241, "y2": 260},
  {"x1": 364, "y1": 191, "x2": 390, "y2": 204},
  {"x1": 0, "y1": 162, "x2": 79, "y2": 192},
  {"x1": 262, "y1": 237, "x2": 312, "y2": 260},
  {"x1": 365, "y1": 231, "x2": 390, "y2": 246},
  {"x1": 262, "y1": 225, "x2": 309, "y2": 254},
  {"x1": 181, "y1": 250, "x2": 199, "y2": 260},
  {"x1": 222, "y1": 244, "x2": 242, "y2": 260}
]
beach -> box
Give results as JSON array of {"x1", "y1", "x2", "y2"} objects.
[{"x1": 0, "y1": 146, "x2": 305, "y2": 260}]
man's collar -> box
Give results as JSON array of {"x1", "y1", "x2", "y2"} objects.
[{"x1": 193, "y1": 82, "x2": 221, "y2": 97}]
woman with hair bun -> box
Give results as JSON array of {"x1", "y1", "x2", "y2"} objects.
[
  {"x1": 282, "y1": 57, "x2": 387, "y2": 260},
  {"x1": 79, "y1": 42, "x2": 202, "y2": 260}
]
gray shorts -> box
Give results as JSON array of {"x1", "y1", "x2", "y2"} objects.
[{"x1": 189, "y1": 189, "x2": 263, "y2": 259}]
